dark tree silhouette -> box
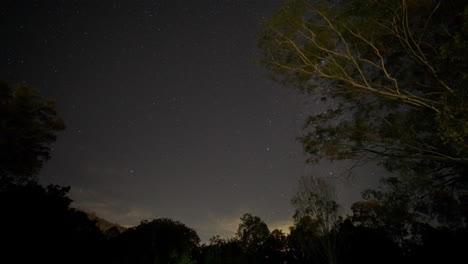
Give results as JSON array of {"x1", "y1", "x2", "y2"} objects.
[
  {"x1": 337, "y1": 219, "x2": 404, "y2": 264},
  {"x1": 261, "y1": 229, "x2": 289, "y2": 264},
  {"x1": 235, "y1": 213, "x2": 271, "y2": 263},
  {"x1": 288, "y1": 215, "x2": 325, "y2": 264},
  {"x1": 0, "y1": 81, "x2": 64, "y2": 182},
  {"x1": 199, "y1": 236, "x2": 247, "y2": 264},
  {"x1": 0, "y1": 82, "x2": 106, "y2": 263},
  {"x1": 111, "y1": 218, "x2": 200, "y2": 264},
  {"x1": 0, "y1": 181, "x2": 105, "y2": 264}
]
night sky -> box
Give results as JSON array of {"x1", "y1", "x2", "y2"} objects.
[{"x1": 1, "y1": 0, "x2": 381, "y2": 241}]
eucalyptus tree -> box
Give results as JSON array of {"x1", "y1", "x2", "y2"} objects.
[{"x1": 260, "y1": 0, "x2": 468, "y2": 226}]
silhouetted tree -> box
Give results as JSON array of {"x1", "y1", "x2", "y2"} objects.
[
  {"x1": 0, "y1": 181, "x2": 104, "y2": 264},
  {"x1": 346, "y1": 178, "x2": 468, "y2": 262},
  {"x1": 337, "y1": 219, "x2": 404, "y2": 264},
  {"x1": 292, "y1": 176, "x2": 340, "y2": 235},
  {"x1": 0, "y1": 81, "x2": 107, "y2": 263},
  {"x1": 199, "y1": 236, "x2": 247, "y2": 264},
  {"x1": 352, "y1": 175, "x2": 467, "y2": 245},
  {"x1": 291, "y1": 176, "x2": 340, "y2": 264},
  {"x1": 111, "y1": 218, "x2": 199, "y2": 264},
  {"x1": 236, "y1": 213, "x2": 270, "y2": 263},
  {"x1": 261, "y1": 229, "x2": 290, "y2": 264},
  {"x1": 288, "y1": 215, "x2": 325, "y2": 264},
  {"x1": 405, "y1": 224, "x2": 468, "y2": 264},
  {"x1": 0, "y1": 81, "x2": 64, "y2": 183}
]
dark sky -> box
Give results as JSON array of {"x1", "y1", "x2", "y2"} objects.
[{"x1": 1, "y1": 0, "x2": 381, "y2": 241}]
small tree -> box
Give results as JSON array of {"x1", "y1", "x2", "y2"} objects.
[
  {"x1": 236, "y1": 213, "x2": 270, "y2": 263},
  {"x1": 292, "y1": 176, "x2": 340, "y2": 234},
  {"x1": 113, "y1": 218, "x2": 200, "y2": 264},
  {"x1": 291, "y1": 176, "x2": 340, "y2": 264},
  {"x1": 0, "y1": 81, "x2": 65, "y2": 182},
  {"x1": 262, "y1": 229, "x2": 289, "y2": 264}
]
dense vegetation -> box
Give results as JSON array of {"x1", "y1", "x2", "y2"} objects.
[
  {"x1": 257, "y1": 0, "x2": 468, "y2": 263},
  {"x1": 1, "y1": 178, "x2": 467, "y2": 264}
]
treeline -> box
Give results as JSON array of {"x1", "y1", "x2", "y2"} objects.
[{"x1": 1, "y1": 179, "x2": 467, "y2": 264}]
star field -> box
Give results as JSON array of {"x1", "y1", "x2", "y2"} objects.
[{"x1": 1, "y1": 0, "x2": 380, "y2": 241}]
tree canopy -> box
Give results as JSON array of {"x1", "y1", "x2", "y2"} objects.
[
  {"x1": 236, "y1": 213, "x2": 270, "y2": 255},
  {"x1": 0, "y1": 81, "x2": 65, "y2": 182},
  {"x1": 0, "y1": 181, "x2": 105, "y2": 264},
  {"x1": 260, "y1": 0, "x2": 467, "y2": 225},
  {"x1": 112, "y1": 218, "x2": 200, "y2": 264}
]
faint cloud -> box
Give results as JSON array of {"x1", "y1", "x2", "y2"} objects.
[
  {"x1": 196, "y1": 210, "x2": 294, "y2": 243},
  {"x1": 69, "y1": 187, "x2": 155, "y2": 227},
  {"x1": 82, "y1": 162, "x2": 130, "y2": 181},
  {"x1": 269, "y1": 219, "x2": 293, "y2": 234},
  {"x1": 213, "y1": 215, "x2": 241, "y2": 234}
]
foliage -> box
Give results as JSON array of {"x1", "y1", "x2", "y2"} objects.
[
  {"x1": 0, "y1": 81, "x2": 65, "y2": 182},
  {"x1": 292, "y1": 176, "x2": 340, "y2": 234},
  {"x1": 259, "y1": 0, "x2": 468, "y2": 216},
  {"x1": 111, "y1": 218, "x2": 200, "y2": 264},
  {"x1": 262, "y1": 229, "x2": 289, "y2": 264},
  {"x1": 337, "y1": 219, "x2": 404, "y2": 264},
  {"x1": 405, "y1": 224, "x2": 468, "y2": 263},
  {"x1": 291, "y1": 176, "x2": 340, "y2": 264},
  {"x1": 352, "y1": 174, "x2": 467, "y2": 244},
  {"x1": 0, "y1": 180, "x2": 104, "y2": 264},
  {"x1": 288, "y1": 215, "x2": 325, "y2": 263},
  {"x1": 236, "y1": 213, "x2": 270, "y2": 257},
  {"x1": 200, "y1": 237, "x2": 246, "y2": 264}
]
